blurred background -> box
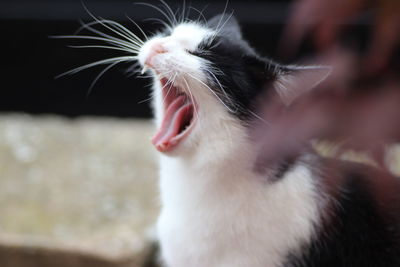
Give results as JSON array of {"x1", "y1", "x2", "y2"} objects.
[
  {"x1": 1, "y1": 0, "x2": 368, "y2": 118},
  {"x1": 1, "y1": 0, "x2": 399, "y2": 266}
]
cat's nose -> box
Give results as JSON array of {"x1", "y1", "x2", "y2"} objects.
[{"x1": 145, "y1": 42, "x2": 168, "y2": 68}]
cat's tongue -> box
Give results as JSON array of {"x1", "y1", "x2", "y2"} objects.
[{"x1": 152, "y1": 95, "x2": 194, "y2": 152}]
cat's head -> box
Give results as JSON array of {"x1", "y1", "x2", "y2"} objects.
[{"x1": 138, "y1": 14, "x2": 330, "y2": 158}]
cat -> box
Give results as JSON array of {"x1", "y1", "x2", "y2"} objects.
[
  {"x1": 59, "y1": 6, "x2": 400, "y2": 266},
  {"x1": 137, "y1": 13, "x2": 400, "y2": 267}
]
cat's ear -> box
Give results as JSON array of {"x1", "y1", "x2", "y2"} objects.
[
  {"x1": 207, "y1": 14, "x2": 242, "y2": 39},
  {"x1": 274, "y1": 66, "x2": 332, "y2": 105}
]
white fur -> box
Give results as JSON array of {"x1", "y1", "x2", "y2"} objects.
[{"x1": 139, "y1": 22, "x2": 320, "y2": 267}]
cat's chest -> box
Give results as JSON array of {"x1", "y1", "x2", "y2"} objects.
[{"x1": 157, "y1": 161, "x2": 321, "y2": 267}]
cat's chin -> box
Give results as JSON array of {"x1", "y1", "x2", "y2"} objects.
[{"x1": 151, "y1": 78, "x2": 197, "y2": 153}]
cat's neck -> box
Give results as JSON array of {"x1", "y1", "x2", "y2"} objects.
[{"x1": 157, "y1": 147, "x2": 321, "y2": 267}]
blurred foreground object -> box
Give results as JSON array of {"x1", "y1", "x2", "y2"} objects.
[
  {"x1": 0, "y1": 114, "x2": 158, "y2": 267},
  {"x1": 283, "y1": 0, "x2": 400, "y2": 74},
  {"x1": 264, "y1": 0, "x2": 400, "y2": 170}
]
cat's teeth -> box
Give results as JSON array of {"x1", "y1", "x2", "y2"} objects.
[{"x1": 141, "y1": 66, "x2": 149, "y2": 74}]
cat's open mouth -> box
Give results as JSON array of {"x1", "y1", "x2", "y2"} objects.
[{"x1": 151, "y1": 78, "x2": 196, "y2": 152}]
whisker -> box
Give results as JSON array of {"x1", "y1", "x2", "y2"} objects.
[
  {"x1": 211, "y1": 11, "x2": 234, "y2": 44},
  {"x1": 161, "y1": 73, "x2": 178, "y2": 107},
  {"x1": 125, "y1": 61, "x2": 142, "y2": 76},
  {"x1": 182, "y1": 76, "x2": 200, "y2": 124},
  {"x1": 189, "y1": 6, "x2": 208, "y2": 24},
  {"x1": 186, "y1": 73, "x2": 235, "y2": 113},
  {"x1": 215, "y1": 11, "x2": 234, "y2": 36},
  {"x1": 204, "y1": 69, "x2": 236, "y2": 110},
  {"x1": 136, "y1": 75, "x2": 155, "y2": 79},
  {"x1": 180, "y1": 0, "x2": 187, "y2": 23},
  {"x1": 138, "y1": 95, "x2": 154, "y2": 104},
  {"x1": 68, "y1": 45, "x2": 135, "y2": 53},
  {"x1": 207, "y1": 0, "x2": 232, "y2": 45},
  {"x1": 208, "y1": 38, "x2": 223, "y2": 51},
  {"x1": 135, "y1": 2, "x2": 175, "y2": 28},
  {"x1": 143, "y1": 18, "x2": 173, "y2": 32},
  {"x1": 174, "y1": 8, "x2": 181, "y2": 24},
  {"x1": 76, "y1": 20, "x2": 143, "y2": 48},
  {"x1": 51, "y1": 35, "x2": 140, "y2": 51},
  {"x1": 86, "y1": 59, "x2": 126, "y2": 96},
  {"x1": 248, "y1": 110, "x2": 271, "y2": 126},
  {"x1": 214, "y1": 0, "x2": 230, "y2": 33},
  {"x1": 98, "y1": 17, "x2": 145, "y2": 45},
  {"x1": 158, "y1": 68, "x2": 176, "y2": 78},
  {"x1": 55, "y1": 56, "x2": 136, "y2": 78},
  {"x1": 125, "y1": 14, "x2": 149, "y2": 41},
  {"x1": 158, "y1": 0, "x2": 178, "y2": 26},
  {"x1": 80, "y1": 3, "x2": 144, "y2": 45},
  {"x1": 207, "y1": 64, "x2": 226, "y2": 77}
]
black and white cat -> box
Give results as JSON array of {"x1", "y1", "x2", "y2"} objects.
[
  {"x1": 135, "y1": 13, "x2": 400, "y2": 267},
  {"x1": 56, "y1": 6, "x2": 400, "y2": 265}
]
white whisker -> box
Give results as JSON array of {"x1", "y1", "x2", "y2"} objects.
[
  {"x1": 138, "y1": 95, "x2": 154, "y2": 104},
  {"x1": 87, "y1": 59, "x2": 125, "y2": 96},
  {"x1": 98, "y1": 18, "x2": 145, "y2": 45},
  {"x1": 161, "y1": 73, "x2": 178, "y2": 107},
  {"x1": 189, "y1": 6, "x2": 208, "y2": 24},
  {"x1": 204, "y1": 69, "x2": 236, "y2": 110},
  {"x1": 56, "y1": 56, "x2": 136, "y2": 78},
  {"x1": 143, "y1": 18, "x2": 173, "y2": 32},
  {"x1": 68, "y1": 45, "x2": 135, "y2": 53},
  {"x1": 51, "y1": 35, "x2": 140, "y2": 51},
  {"x1": 211, "y1": 11, "x2": 234, "y2": 45},
  {"x1": 215, "y1": 11, "x2": 234, "y2": 36},
  {"x1": 212, "y1": 0, "x2": 230, "y2": 37},
  {"x1": 187, "y1": 73, "x2": 235, "y2": 113},
  {"x1": 76, "y1": 20, "x2": 143, "y2": 48},
  {"x1": 182, "y1": 76, "x2": 200, "y2": 124},
  {"x1": 81, "y1": 3, "x2": 144, "y2": 45},
  {"x1": 136, "y1": 75, "x2": 154, "y2": 79},
  {"x1": 135, "y1": 2, "x2": 175, "y2": 27},
  {"x1": 158, "y1": 0, "x2": 178, "y2": 25},
  {"x1": 248, "y1": 110, "x2": 271, "y2": 126},
  {"x1": 125, "y1": 62, "x2": 143, "y2": 77},
  {"x1": 180, "y1": 0, "x2": 187, "y2": 23},
  {"x1": 125, "y1": 14, "x2": 149, "y2": 41}
]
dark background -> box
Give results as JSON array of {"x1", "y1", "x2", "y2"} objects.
[{"x1": 0, "y1": 0, "x2": 367, "y2": 118}]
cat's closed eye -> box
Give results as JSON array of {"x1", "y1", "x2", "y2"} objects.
[{"x1": 187, "y1": 49, "x2": 207, "y2": 57}]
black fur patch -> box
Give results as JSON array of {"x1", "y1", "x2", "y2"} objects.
[
  {"x1": 188, "y1": 15, "x2": 285, "y2": 119},
  {"x1": 198, "y1": 36, "x2": 279, "y2": 119},
  {"x1": 286, "y1": 160, "x2": 400, "y2": 267}
]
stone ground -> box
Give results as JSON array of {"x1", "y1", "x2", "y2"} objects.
[
  {"x1": 1, "y1": 114, "x2": 400, "y2": 267},
  {"x1": 0, "y1": 114, "x2": 160, "y2": 267}
]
